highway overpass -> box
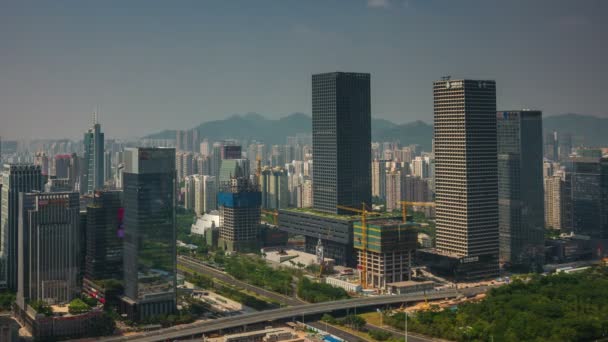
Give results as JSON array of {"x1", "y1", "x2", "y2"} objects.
[{"x1": 96, "y1": 286, "x2": 487, "y2": 342}]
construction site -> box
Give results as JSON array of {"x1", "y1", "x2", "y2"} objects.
[{"x1": 353, "y1": 218, "x2": 418, "y2": 290}]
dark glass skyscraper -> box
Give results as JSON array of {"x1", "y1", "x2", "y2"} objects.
[
  {"x1": 568, "y1": 157, "x2": 608, "y2": 239},
  {"x1": 497, "y1": 110, "x2": 545, "y2": 268},
  {"x1": 312, "y1": 72, "x2": 371, "y2": 214},
  {"x1": 0, "y1": 164, "x2": 43, "y2": 290},
  {"x1": 82, "y1": 114, "x2": 105, "y2": 194},
  {"x1": 122, "y1": 147, "x2": 176, "y2": 320},
  {"x1": 85, "y1": 190, "x2": 123, "y2": 282}
]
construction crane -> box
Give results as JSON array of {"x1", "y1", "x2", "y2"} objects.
[
  {"x1": 399, "y1": 201, "x2": 436, "y2": 223},
  {"x1": 336, "y1": 203, "x2": 381, "y2": 288},
  {"x1": 261, "y1": 209, "x2": 279, "y2": 225}
]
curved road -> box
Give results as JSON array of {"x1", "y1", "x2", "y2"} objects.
[
  {"x1": 178, "y1": 255, "x2": 305, "y2": 306},
  {"x1": 97, "y1": 287, "x2": 487, "y2": 342}
]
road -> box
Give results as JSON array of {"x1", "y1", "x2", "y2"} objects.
[
  {"x1": 178, "y1": 255, "x2": 305, "y2": 306},
  {"x1": 308, "y1": 321, "x2": 367, "y2": 342},
  {"x1": 364, "y1": 322, "x2": 448, "y2": 342},
  {"x1": 96, "y1": 287, "x2": 487, "y2": 342}
]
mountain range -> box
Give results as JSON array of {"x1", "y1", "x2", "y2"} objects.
[{"x1": 144, "y1": 113, "x2": 608, "y2": 150}]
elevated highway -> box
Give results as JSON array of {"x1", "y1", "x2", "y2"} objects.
[{"x1": 97, "y1": 286, "x2": 487, "y2": 342}]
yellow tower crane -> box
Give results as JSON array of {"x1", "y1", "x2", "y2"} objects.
[
  {"x1": 399, "y1": 201, "x2": 436, "y2": 223},
  {"x1": 336, "y1": 203, "x2": 381, "y2": 288}
]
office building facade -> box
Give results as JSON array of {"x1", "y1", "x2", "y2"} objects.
[
  {"x1": 17, "y1": 192, "x2": 80, "y2": 305},
  {"x1": 85, "y1": 191, "x2": 123, "y2": 282},
  {"x1": 312, "y1": 72, "x2": 371, "y2": 213},
  {"x1": 421, "y1": 79, "x2": 499, "y2": 280},
  {"x1": 82, "y1": 116, "x2": 105, "y2": 194},
  {"x1": 0, "y1": 164, "x2": 43, "y2": 290},
  {"x1": 497, "y1": 110, "x2": 545, "y2": 267},
  {"x1": 122, "y1": 148, "x2": 176, "y2": 320},
  {"x1": 568, "y1": 157, "x2": 608, "y2": 239}
]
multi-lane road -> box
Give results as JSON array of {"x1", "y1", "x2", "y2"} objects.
[
  {"x1": 97, "y1": 287, "x2": 487, "y2": 342},
  {"x1": 178, "y1": 255, "x2": 305, "y2": 306}
]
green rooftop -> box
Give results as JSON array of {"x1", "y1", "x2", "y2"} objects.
[{"x1": 281, "y1": 207, "x2": 401, "y2": 221}]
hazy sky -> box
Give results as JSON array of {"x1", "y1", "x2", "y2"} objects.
[{"x1": 0, "y1": 0, "x2": 606, "y2": 140}]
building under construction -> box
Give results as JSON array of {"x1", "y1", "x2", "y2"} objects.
[
  {"x1": 353, "y1": 217, "x2": 418, "y2": 290},
  {"x1": 217, "y1": 177, "x2": 261, "y2": 252}
]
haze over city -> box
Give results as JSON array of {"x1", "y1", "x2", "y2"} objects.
[
  {"x1": 1, "y1": 2, "x2": 608, "y2": 341},
  {"x1": 1, "y1": 0, "x2": 607, "y2": 140}
]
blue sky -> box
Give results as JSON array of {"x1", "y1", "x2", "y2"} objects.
[{"x1": 0, "y1": 0, "x2": 606, "y2": 139}]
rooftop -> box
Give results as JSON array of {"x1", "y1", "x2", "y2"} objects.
[{"x1": 282, "y1": 207, "x2": 401, "y2": 221}]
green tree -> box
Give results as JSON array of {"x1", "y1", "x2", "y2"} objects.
[
  {"x1": 30, "y1": 300, "x2": 53, "y2": 316},
  {"x1": 68, "y1": 298, "x2": 91, "y2": 314}
]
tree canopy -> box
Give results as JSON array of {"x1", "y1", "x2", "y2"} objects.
[{"x1": 385, "y1": 268, "x2": 608, "y2": 342}]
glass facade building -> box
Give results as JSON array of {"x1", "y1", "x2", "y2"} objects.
[
  {"x1": 568, "y1": 157, "x2": 608, "y2": 239},
  {"x1": 82, "y1": 118, "x2": 105, "y2": 194},
  {"x1": 312, "y1": 72, "x2": 371, "y2": 214},
  {"x1": 122, "y1": 148, "x2": 176, "y2": 320},
  {"x1": 497, "y1": 110, "x2": 545, "y2": 267},
  {"x1": 0, "y1": 164, "x2": 43, "y2": 290},
  {"x1": 85, "y1": 190, "x2": 124, "y2": 281}
]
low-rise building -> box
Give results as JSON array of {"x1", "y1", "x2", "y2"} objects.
[
  {"x1": 262, "y1": 248, "x2": 334, "y2": 271},
  {"x1": 386, "y1": 280, "x2": 434, "y2": 295},
  {"x1": 325, "y1": 276, "x2": 362, "y2": 293}
]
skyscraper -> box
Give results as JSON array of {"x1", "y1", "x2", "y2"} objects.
[
  {"x1": 568, "y1": 157, "x2": 608, "y2": 238},
  {"x1": 260, "y1": 167, "x2": 289, "y2": 210},
  {"x1": 84, "y1": 190, "x2": 123, "y2": 282},
  {"x1": 312, "y1": 72, "x2": 371, "y2": 214},
  {"x1": 218, "y1": 177, "x2": 261, "y2": 252},
  {"x1": 385, "y1": 170, "x2": 402, "y2": 212},
  {"x1": 371, "y1": 159, "x2": 387, "y2": 200},
  {"x1": 82, "y1": 114, "x2": 105, "y2": 194},
  {"x1": 122, "y1": 147, "x2": 176, "y2": 320},
  {"x1": 0, "y1": 164, "x2": 43, "y2": 290},
  {"x1": 421, "y1": 78, "x2": 499, "y2": 280},
  {"x1": 17, "y1": 192, "x2": 80, "y2": 306},
  {"x1": 497, "y1": 110, "x2": 545, "y2": 268}
]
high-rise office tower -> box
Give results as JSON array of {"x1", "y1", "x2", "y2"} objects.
[
  {"x1": 402, "y1": 175, "x2": 431, "y2": 203},
  {"x1": 221, "y1": 145, "x2": 242, "y2": 160},
  {"x1": 312, "y1": 72, "x2": 371, "y2": 213},
  {"x1": 84, "y1": 190, "x2": 123, "y2": 282},
  {"x1": 33, "y1": 152, "x2": 49, "y2": 176},
  {"x1": 17, "y1": 192, "x2": 80, "y2": 306},
  {"x1": 422, "y1": 78, "x2": 499, "y2": 280},
  {"x1": 211, "y1": 142, "x2": 223, "y2": 178},
  {"x1": 82, "y1": 114, "x2": 105, "y2": 194},
  {"x1": 544, "y1": 174, "x2": 565, "y2": 230},
  {"x1": 259, "y1": 167, "x2": 289, "y2": 210},
  {"x1": 184, "y1": 175, "x2": 197, "y2": 211},
  {"x1": 54, "y1": 154, "x2": 72, "y2": 179},
  {"x1": 385, "y1": 170, "x2": 402, "y2": 212},
  {"x1": 0, "y1": 164, "x2": 43, "y2": 290},
  {"x1": 568, "y1": 157, "x2": 608, "y2": 238},
  {"x1": 194, "y1": 175, "x2": 217, "y2": 216},
  {"x1": 372, "y1": 159, "x2": 387, "y2": 200},
  {"x1": 200, "y1": 139, "x2": 210, "y2": 157},
  {"x1": 122, "y1": 148, "x2": 176, "y2": 320},
  {"x1": 218, "y1": 159, "x2": 249, "y2": 185},
  {"x1": 218, "y1": 177, "x2": 261, "y2": 252},
  {"x1": 497, "y1": 110, "x2": 545, "y2": 267},
  {"x1": 176, "y1": 152, "x2": 194, "y2": 181}
]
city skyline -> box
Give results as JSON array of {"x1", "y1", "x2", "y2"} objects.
[{"x1": 1, "y1": 0, "x2": 607, "y2": 140}]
